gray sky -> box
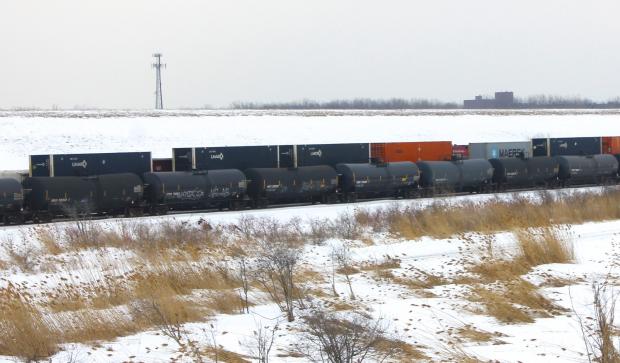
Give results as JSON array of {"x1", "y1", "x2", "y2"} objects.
[{"x1": 1, "y1": 0, "x2": 619, "y2": 109}]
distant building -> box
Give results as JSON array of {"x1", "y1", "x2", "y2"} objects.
[{"x1": 464, "y1": 91, "x2": 514, "y2": 109}]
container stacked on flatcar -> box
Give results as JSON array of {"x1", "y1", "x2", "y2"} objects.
[
  {"x1": 532, "y1": 137, "x2": 602, "y2": 157},
  {"x1": 30, "y1": 152, "x2": 152, "y2": 177},
  {"x1": 371, "y1": 141, "x2": 452, "y2": 163},
  {"x1": 297, "y1": 143, "x2": 369, "y2": 167},
  {"x1": 172, "y1": 146, "x2": 293, "y2": 172},
  {"x1": 468, "y1": 142, "x2": 531, "y2": 159}
]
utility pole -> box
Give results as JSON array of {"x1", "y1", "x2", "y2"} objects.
[{"x1": 152, "y1": 53, "x2": 165, "y2": 109}]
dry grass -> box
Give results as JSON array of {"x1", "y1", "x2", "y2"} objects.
[
  {"x1": 469, "y1": 286, "x2": 534, "y2": 324},
  {"x1": 205, "y1": 290, "x2": 247, "y2": 315},
  {"x1": 517, "y1": 228, "x2": 574, "y2": 266},
  {"x1": 455, "y1": 325, "x2": 496, "y2": 343},
  {"x1": 204, "y1": 347, "x2": 252, "y2": 363},
  {"x1": 0, "y1": 288, "x2": 58, "y2": 361},
  {"x1": 360, "y1": 256, "x2": 401, "y2": 271},
  {"x1": 354, "y1": 188, "x2": 620, "y2": 240},
  {"x1": 375, "y1": 338, "x2": 428, "y2": 361}
]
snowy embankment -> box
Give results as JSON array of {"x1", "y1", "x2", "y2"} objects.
[
  {"x1": 0, "y1": 186, "x2": 619, "y2": 362},
  {"x1": 0, "y1": 109, "x2": 619, "y2": 171}
]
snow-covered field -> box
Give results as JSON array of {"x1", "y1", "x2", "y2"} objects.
[
  {"x1": 1, "y1": 110, "x2": 620, "y2": 362},
  {"x1": 0, "y1": 186, "x2": 619, "y2": 362},
  {"x1": 0, "y1": 109, "x2": 619, "y2": 171}
]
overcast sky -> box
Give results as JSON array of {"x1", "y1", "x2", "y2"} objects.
[{"x1": 1, "y1": 0, "x2": 619, "y2": 109}]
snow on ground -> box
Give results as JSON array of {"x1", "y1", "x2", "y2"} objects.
[
  {"x1": 0, "y1": 109, "x2": 619, "y2": 171},
  {"x1": 1, "y1": 187, "x2": 620, "y2": 362}
]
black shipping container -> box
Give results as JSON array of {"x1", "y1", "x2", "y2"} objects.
[
  {"x1": 173, "y1": 146, "x2": 292, "y2": 171},
  {"x1": 30, "y1": 155, "x2": 51, "y2": 177},
  {"x1": 549, "y1": 137, "x2": 601, "y2": 156},
  {"x1": 30, "y1": 152, "x2": 152, "y2": 177},
  {"x1": 532, "y1": 138, "x2": 549, "y2": 157},
  {"x1": 297, "y1": 143, "x2": 369, "y2": 167},
  {"x1": 172, "y1": 148, "x2": 194, "y2": 172}
]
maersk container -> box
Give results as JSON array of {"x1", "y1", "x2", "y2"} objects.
[
  {"x1": 488, "y1": 158, "x2": 529, "y2": 188},
  {"x1": 549, "y1": 137, "x2": 601, "y2": 156},
  {"x1": 468, "y1": 142, "x2": 531, "y2": 159},
  {"x1": 297, "y1": 143, "x2": 369, "y2": 167},
  {"x1": 416, "y1": 161, "x2": 460, "y2": 191},
  {"x1": 455, "y1": 159, "x2": 494, "y2": 191},
  {"x1": 29, "y1": 152, "x2": 152, "y2": 177}
]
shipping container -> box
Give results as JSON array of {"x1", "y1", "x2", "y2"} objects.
[
  {"x1": 548, "y1": 137, "x2": 602, "y2": 156},
  {"x1": 532, "y1": 138, "x2": 549, "y2": 157},
  {"x1": 297, "y1": 143, "x2": 369, "y2": 167},
  {"x1": 371, "y1": 142, "x2": 452, "y2": 163},
  {"x1": 468, "y1": 141, "x2": 531, "y2": 159},
  {"x1": 152, "y1": 158, "x2": 173, "y2": 172},
  {"x1": 173, "y1": 145, "x2": 292, "y2": 171},
  {"x1": 29, "y1": 152, "x2": 152, "y2": 177},
  {"x1": 602, "y1": 137, "x2": 620, "y2": 155},
  {"x1": 452, "y1": 145, "x2": 469, "y2": 160}
]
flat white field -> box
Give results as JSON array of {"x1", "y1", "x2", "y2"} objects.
[{"x1": 0, "y1": 109, "x2": 619, "y2": 171}]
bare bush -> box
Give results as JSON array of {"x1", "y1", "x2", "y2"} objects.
[
  {"x1": 242, "y1": 319, "x2": 279, "y2": 363},
  {"x1": 296, "y1": 308, "x2": 399, "y2": 363},
  {"x1": 255, "y1": 234, "x2": 302, "y2": 322},
  {"x1": 333, "y1": 243, "x2": 356, "y2": 300},
  {"x1": 574, "y1": 281, "x2": 620, "y2": 363}
]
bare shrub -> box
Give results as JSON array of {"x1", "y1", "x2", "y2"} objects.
[
  {"x1": 241, "y1": 319, "x2": 279, "y2": 363},
  {"x1": 255, "y1": 234, "x2": 302, "y2": 322},
  {"x1": 333, "y1": 212, "x2": 363, "y2": 240},
  {"x1": 296, "y1": 308, "x2": 399, "y2": 363},
  {"x1": 573, "y1": 281, "x2": 620, "y2": 363},
  {"x1": 3, "y1": 236, "x2": 39, "y2": 272},
  {"x1": 333, "y1": 243, "x2": 356, "y2": 300},
  {"x1": 306, "y1": 217, "x2": 334, "y2": 245}
]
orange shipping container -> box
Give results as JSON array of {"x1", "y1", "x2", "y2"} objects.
[
  {"x1": 371, "y1": 141, "x2": 453, "y2": 162},
  {"x1": 602, "y1": 137, "x2": 620, "y2": 154}
]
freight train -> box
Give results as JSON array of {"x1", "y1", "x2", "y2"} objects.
[{"x1": 1, "y1": 154, "x2": 619, "y2": 225}]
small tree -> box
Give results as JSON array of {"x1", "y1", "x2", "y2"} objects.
[
  {"x1": 242, "y1": 319, "x2": 279, "y2": 363},
  {"x1": 255, "y1": 235, "x2": 302, "y2": 322},
  {"x1": 333, "y1": 243, "x2": 356, "y2": 300}
]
